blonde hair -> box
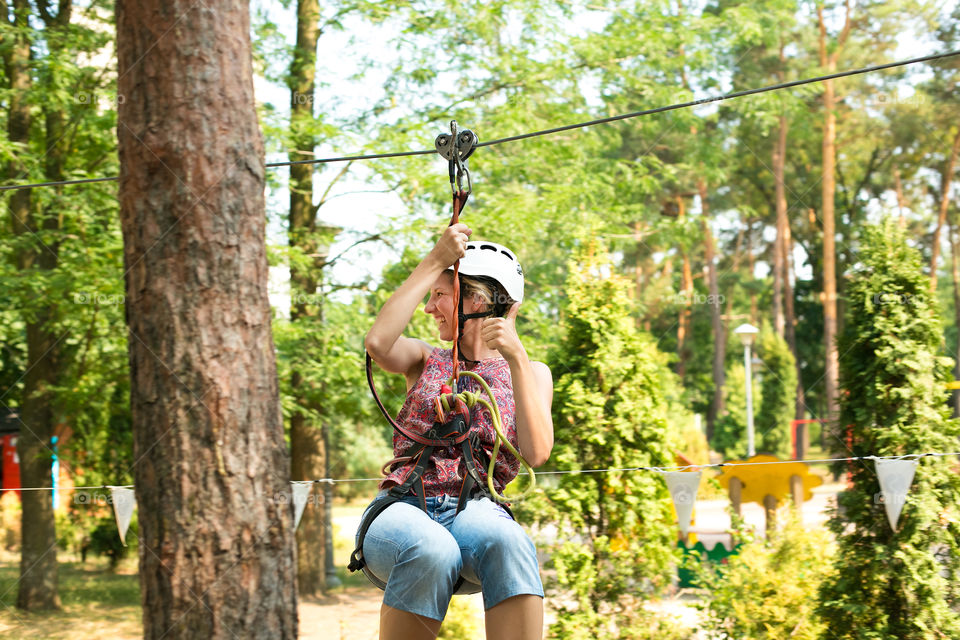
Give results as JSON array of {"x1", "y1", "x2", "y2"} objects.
[{"x1": 460, "y1": 274, "x2": 515, "y2": 317}]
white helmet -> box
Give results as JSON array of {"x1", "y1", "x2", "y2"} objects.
[{"x1": 452, "y1": 241, "x2": 524, "y2": 304}]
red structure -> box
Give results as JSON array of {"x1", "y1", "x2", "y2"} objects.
[
  {"x1": 790, "y1": 418, "x2": 825, "y2": 460},
  {"x1": 1, "y1": 435, "x2": 20, "y2": 497},
  {"x1": 1, "y1": 411, "x2": 21, "y2": 497}
]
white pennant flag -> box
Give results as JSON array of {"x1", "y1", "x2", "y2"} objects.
[
  {"x1": 663, "y1": 471, "x2": 702, "y2": 536},
  {"x1": 291, "y1": 482, "x2": 313, "y2": 531},
  {"x1": 875, "y1": 458, "x2": 918, "y2": 531},
  {"x1": 109, "y1": 486, "x2": 136, "y2": 547}
]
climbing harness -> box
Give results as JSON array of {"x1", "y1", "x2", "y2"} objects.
[{"x1": 351, "y1": 122, "x2": 535, "y2": 594}]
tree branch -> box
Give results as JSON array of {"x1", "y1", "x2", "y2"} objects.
[
  {"x1": 320, "y1": 233, "x2": 386, "y2": 269},
  {"x1": 315, "y1": 160, "x2": 354, "y2": 212}
]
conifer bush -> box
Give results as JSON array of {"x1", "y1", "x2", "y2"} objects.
[
  {"x1": 522, "y1": 246, "x2": 685, "y2": 639},
  {"x1": 756, "y1": 326, "x2": 796, "y2": 458},
  {"x1": 816, "y1": 220, "x2": 960, "y2": 638}
]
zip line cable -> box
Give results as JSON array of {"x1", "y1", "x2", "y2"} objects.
[
  {"x1": 2, "y1": 49, "x2": 958, "y2": 193},
  {"x1": 10, "y1": 451, "x2": 958, "y2": 491}
]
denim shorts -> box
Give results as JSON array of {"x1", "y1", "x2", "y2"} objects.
[{"x1": 356, "y1": 491, "x2": 544, "y2": 621}]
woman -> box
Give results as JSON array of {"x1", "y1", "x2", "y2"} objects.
[{"x1": 360, "y1": 222, "x2": 554, "y2": 640}]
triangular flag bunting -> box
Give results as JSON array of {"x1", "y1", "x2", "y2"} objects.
[
  {"x1": 875, "y1": 458, "x2": 918, "y2": 531},
  {"x1": 292, "y1": 482, "x2": 313, "y2": 531},
  {"x1": 109, "y1": 486, "x2": 136, "y2": 547},
  {"x1": 663, "y1": 471, "x2": 701, "y2": 535}
]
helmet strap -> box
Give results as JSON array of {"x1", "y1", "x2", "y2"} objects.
[{"x1": 456, "y1": 293, "x2": 495, "y2": 365}]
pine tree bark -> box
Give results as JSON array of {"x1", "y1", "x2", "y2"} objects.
[
  {"x1": 773, "y1": 107, "x2": 788, "y2": 339},
  {"x1": 116, "y1": 2, "x2": 297, "y2": 637},
  {"x1": 698, "y1": 180, "x2": 724, "y2": 441},
  {"x1": 4, "y1": 0, "x2": 63, "y2": 611},
  {"x1": 773, "y1": 92, "x2": 804, "y2": 419},
  {"x1": 928, "y1": 128, "x2": 960, "y2": 293},
  {"x1": 287, "y1": 0, "x2": 327, "y2": 597},
  {"x1": 785, "y1": 231, "x2": 805, "y2": 420},
  {"x1": 950, "y1": 219, "x2": 960, "y2": 418},
  {"x1": 817, "y1": 2, "x2": 851, "y2": 451},
  {"x1": 677, "y1": 196, "x2": 693, "y2": 380},
  {"x1": 746, "y1": 218, "x2": 758, "y2": 321}
]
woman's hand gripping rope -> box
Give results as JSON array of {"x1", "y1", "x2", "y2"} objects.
[{"x1": 439, "y1": 370, "x2": 536, "y2": 504}]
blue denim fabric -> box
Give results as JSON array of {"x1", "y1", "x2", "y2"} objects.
[{"x1": 357, "y1": 491, "x2": 543, "y2": 621}]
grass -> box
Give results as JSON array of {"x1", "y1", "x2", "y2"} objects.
[
  {"x1": 0, "y1": 499, "x2": 375, "y2": 638},
  {"x1": 0, "y1": 554, "x2": 141, "y2": 639}
]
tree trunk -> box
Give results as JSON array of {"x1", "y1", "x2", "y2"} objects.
[
  {"x1": 785, "y1": 231, "x2": 805, "y2": 420},
  {"x1": 821, "y1": 74, "x2": 840, "y2": 449},
  {"x1": 818, "y1": 2, "x2": 850, "y2": 452},
  {"x1": 699, "y1": 179, "x2": 724, "y2": 441},
  {"x1": 677, "y1": 197, "x2": 693, "y2": 380},
  {"x1": 928, "y1": 128, "x2": 960, "y2": 293},
  {"x1": 287, "y1": 0, "x2": 327, "y2": 597},
  {"x1": 634, "y1": 220, "x2": 647, "y2": 328},
  {"x1": 746, "y1": 218, "x2": 758, "y2": 321},
  {"x1": 773, "y1": 108, "x2": 788, "y2": 338},
  {"x1": 4, "y1": 0, "x2": 63, "y2": 611},
  {"x1": 893, "y1": 167, "x2": 907, "y2": 228},
  {"x1": 950, "y1": 218, "x2": 960, "y2": 418},
  {"x1": 116, "y1": 2, "x2": 297, "y2": 638},
  {"x1": 774, "y1": 100, "x2": 804, "y2": 420}
]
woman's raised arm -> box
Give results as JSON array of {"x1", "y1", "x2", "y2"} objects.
[{"x1": 364, "y1": 223, "x2": 471, "y2": 378}]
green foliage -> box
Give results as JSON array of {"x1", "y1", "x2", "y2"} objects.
[
  {"x1": 86, "y1": 516, "x2": 137, "y2": 572},
  {"x1": 755, "y1": 326, "x2": 796, "y2": 458},
  {"x1": 522, "y1": 245, "x2": 681, "y2": 640},
  {"x1": 694, "y1": 515, "x2": 835, "y2": 640},
  {"x1": 711, "y1": 361, "x2": 761, "y2": 460},
  {"x1": 817, "y1": 220, "x2": 960, "y2": 638},
  {"x1": 437, "y1": 597, "x2": 483, "y2": 639},
  {"x1": 0, "y1": 0, "x2": 131, "y2": 492}
]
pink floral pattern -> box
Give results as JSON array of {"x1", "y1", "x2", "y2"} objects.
[{"x1": 380, "y1": 348, "x2": 521, "y2": 497}]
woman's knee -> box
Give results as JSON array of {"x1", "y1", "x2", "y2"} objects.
[
  {"x1": 454, "y1": 501, "x2": 538, "y2": 566},
  {"x1": 362, "y1": 501, "x2": 462, "y2": 583},
  {"x1": 396, "y1": 532, "x2": 463, "y2": 575}
]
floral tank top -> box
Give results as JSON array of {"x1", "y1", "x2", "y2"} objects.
[{"x1": 380, "y1": 347, "x2": 521, "y2": 498}]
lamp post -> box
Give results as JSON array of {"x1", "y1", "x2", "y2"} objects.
[{"x1": 734, "y1": 323, "x2": 760, "y2": 458}]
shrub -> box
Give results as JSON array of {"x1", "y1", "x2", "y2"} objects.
[
  {"x1": 694, "y1": 514, "x2": 834, "y2": 639},
  {"x1": 524, "y1": 246, "x2": 681, "y2": 640},
  {"x1": 87, "y1": 515, "x2": 137, "y2": 571},
  {"x1": 817, "y1": 220, "x2": 960, "y2": 638}
]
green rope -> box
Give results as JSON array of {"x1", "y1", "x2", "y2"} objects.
[{"x1": 441, "y1": 370, "x2": 536, "y2": 503}]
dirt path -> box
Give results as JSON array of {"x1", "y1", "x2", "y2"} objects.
[
  {"x1": 299, "y1": 588, "x2": 383, "y2": 640},
  {"x1": 299, "y1": 587, "x2": 490, "y2": 640}
]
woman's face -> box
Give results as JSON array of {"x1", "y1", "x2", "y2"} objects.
[{"x1": 424, "y1": 273, "x2": 456, "y2": 341}]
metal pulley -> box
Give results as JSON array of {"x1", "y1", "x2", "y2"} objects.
[{"x1": 435, "y1": 120, "x2": 477, "y2": 194}]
